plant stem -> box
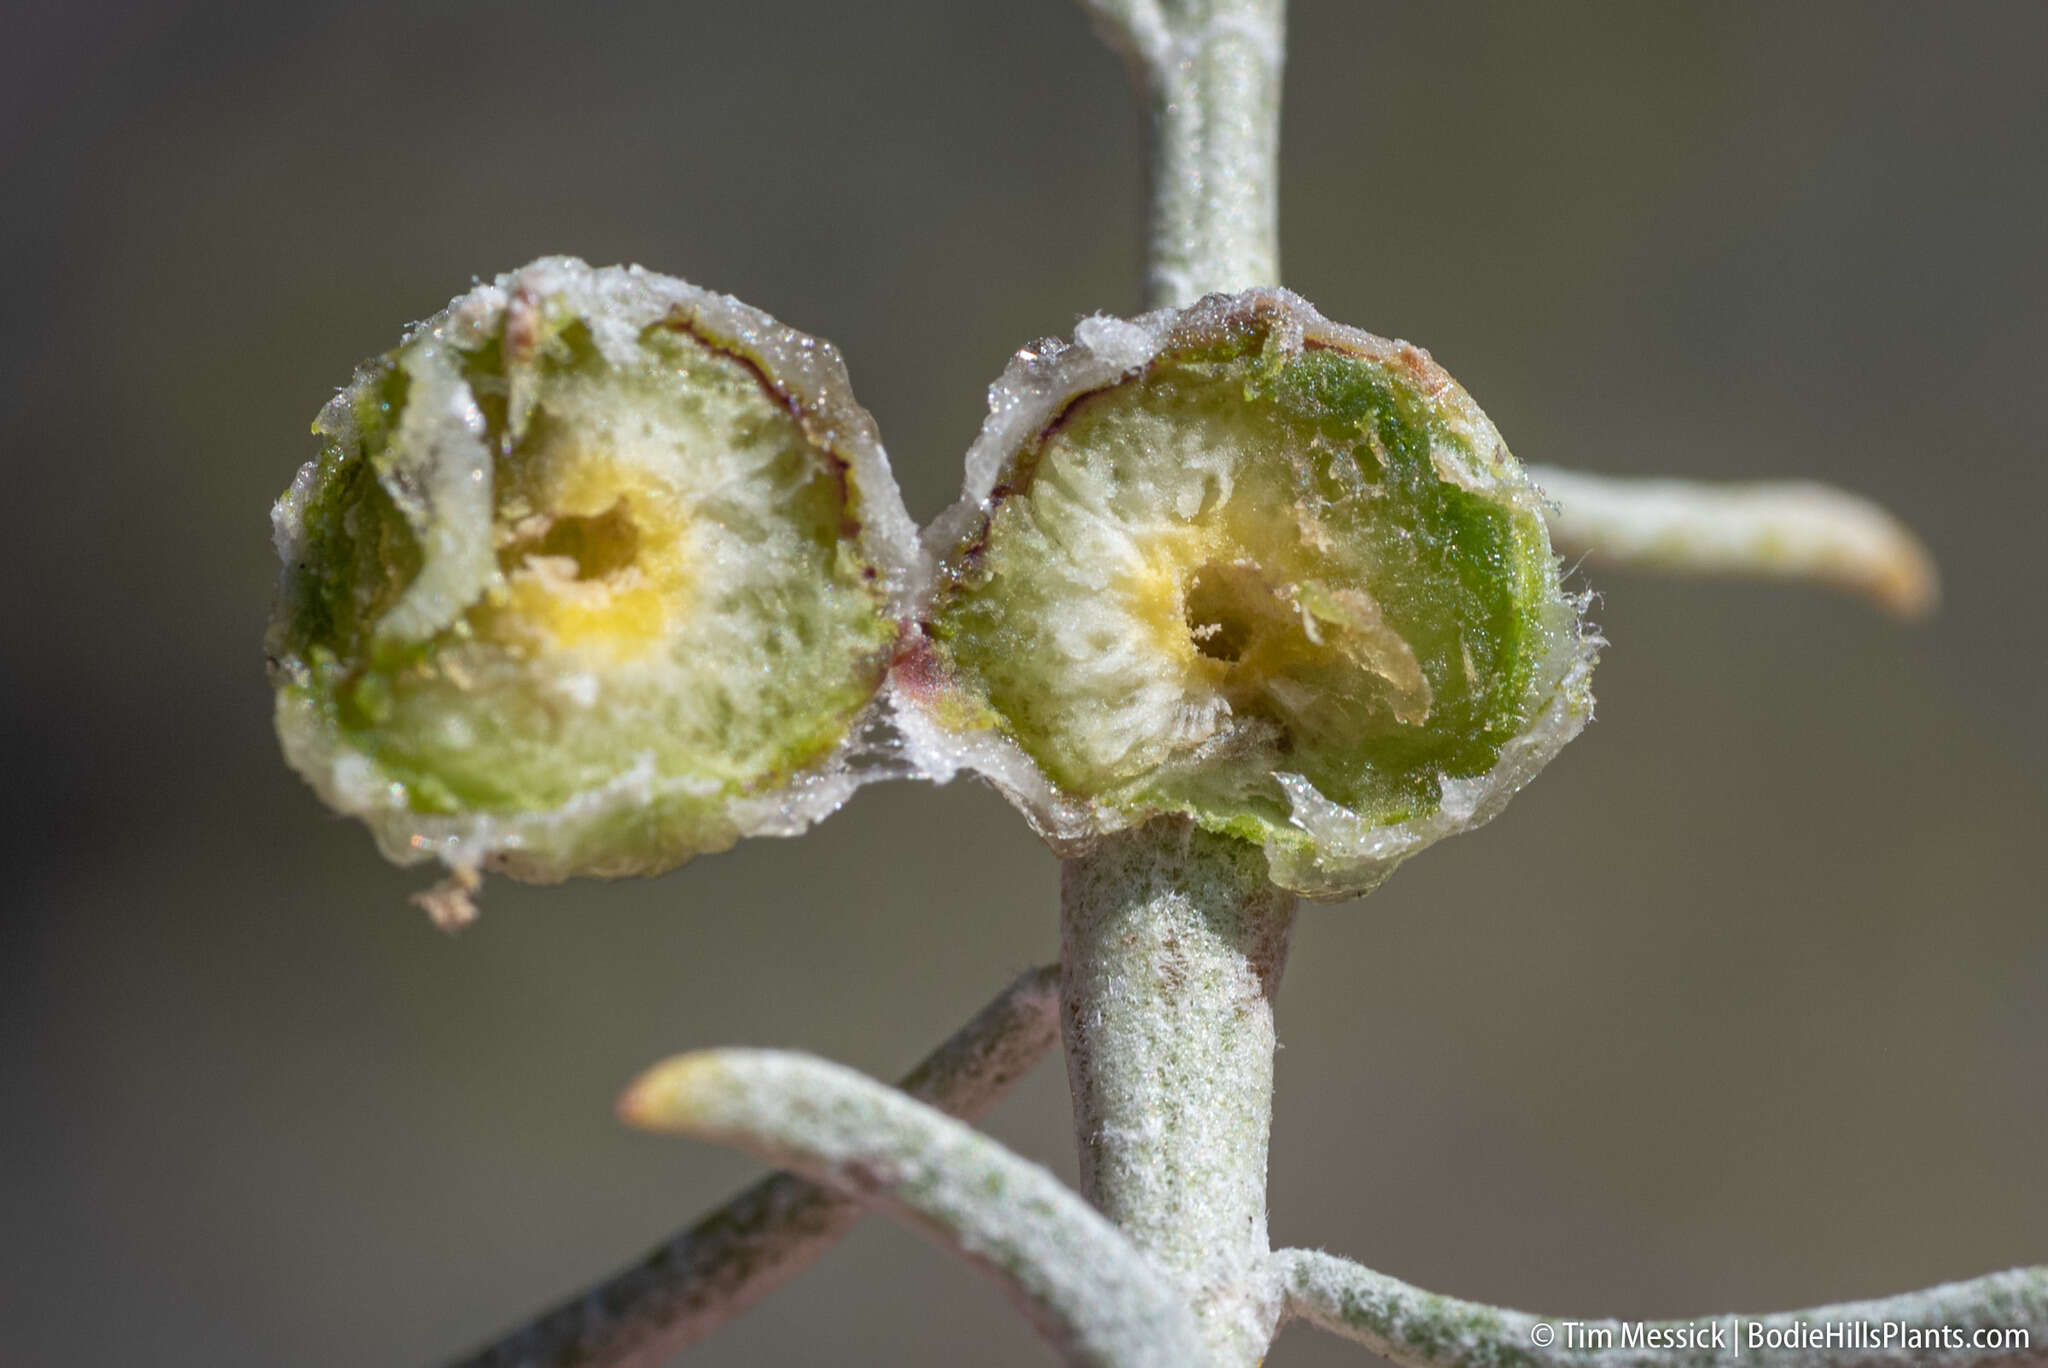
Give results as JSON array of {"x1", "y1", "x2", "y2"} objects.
[
  {"x1": 1057, "y1": 5, "x2": 1292, "y2": 1363},
  {"x1": 1081, "y1": 0, "x2": 1286, "y2": 308},
  {"x1": 1060, "y1": 822, "x2": 1297, "y2": 1365}
]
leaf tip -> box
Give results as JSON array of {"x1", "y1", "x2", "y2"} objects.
[
  {"x1": 617, "y1": 1052, "x2": 726, "y2": 1133},
  {"x1": 1872, "y1": 528, "x2": 1940, "y2": 621}
]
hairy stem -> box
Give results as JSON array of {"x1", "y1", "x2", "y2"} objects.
[
  {"x1": 1278, "y1": 1248, "x2": 2048, "y2": 1368},
  {"x1": 1061, "y1": 822, "x2": 1298, "y2": 1366},
  {"x1": 451, "y1": 965, "x2": 1060, "y2": 1368},
  {"x1": 1080, "y1": 0, "x2": 1286, "y2": 307}
]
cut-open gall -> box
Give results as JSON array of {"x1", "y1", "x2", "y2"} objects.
[
  {"x1": 267, "y1": 258, "x2": 917, "y2": 889},
  {"x1": 909, "y1": 289, "x2": 1595, "y2": 898}
]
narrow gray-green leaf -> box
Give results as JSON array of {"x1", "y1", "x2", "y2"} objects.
[
  {"x1": 1531, "y1": 465, "x2": 1937, "y2": 618},
  {"x1": 1278, "y1": 1248, "x2": 2045, "y2": 1367},
  {"x1": 451, "y1": 965, "x2": 1059, "y2": 1368},
  {"x1": 621, "y1": 1048, "x2": 1204, "y2": 1368}
]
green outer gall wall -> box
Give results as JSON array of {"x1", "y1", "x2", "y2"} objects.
[
  {"x1": 267, "y1": 260, "x2": 903, "y2": 882},
  {"x1": 928, "y1": 330, "x2": 1559, "y2": 864}
]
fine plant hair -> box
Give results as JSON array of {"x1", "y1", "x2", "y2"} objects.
[{"x1": 263, "y1": 2, "x2": 2039, "y2": 1366}]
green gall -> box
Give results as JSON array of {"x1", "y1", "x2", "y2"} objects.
[
  {"x1": 906, "y1": 289, "x2": 1596, "y2": 899},
  {"x1": 267, "y1": 258, "x2": 919, "y2": 889}
]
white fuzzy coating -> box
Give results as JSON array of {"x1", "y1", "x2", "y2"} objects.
[
  {"x1": 905, "y1": 288, "x2": 1599, "y2": 899},
  {"x1": 270, "y1": 258, "x2": 927, "y2": 884}
]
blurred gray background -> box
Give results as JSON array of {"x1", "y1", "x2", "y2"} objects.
[{"x1": 4, "y1": 2, "x2": 2044, "y2": 1364}]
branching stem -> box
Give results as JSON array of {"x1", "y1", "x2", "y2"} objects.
[{"x1": 1059, "y1": 3, "x2": 1298, "y2": 1364}]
